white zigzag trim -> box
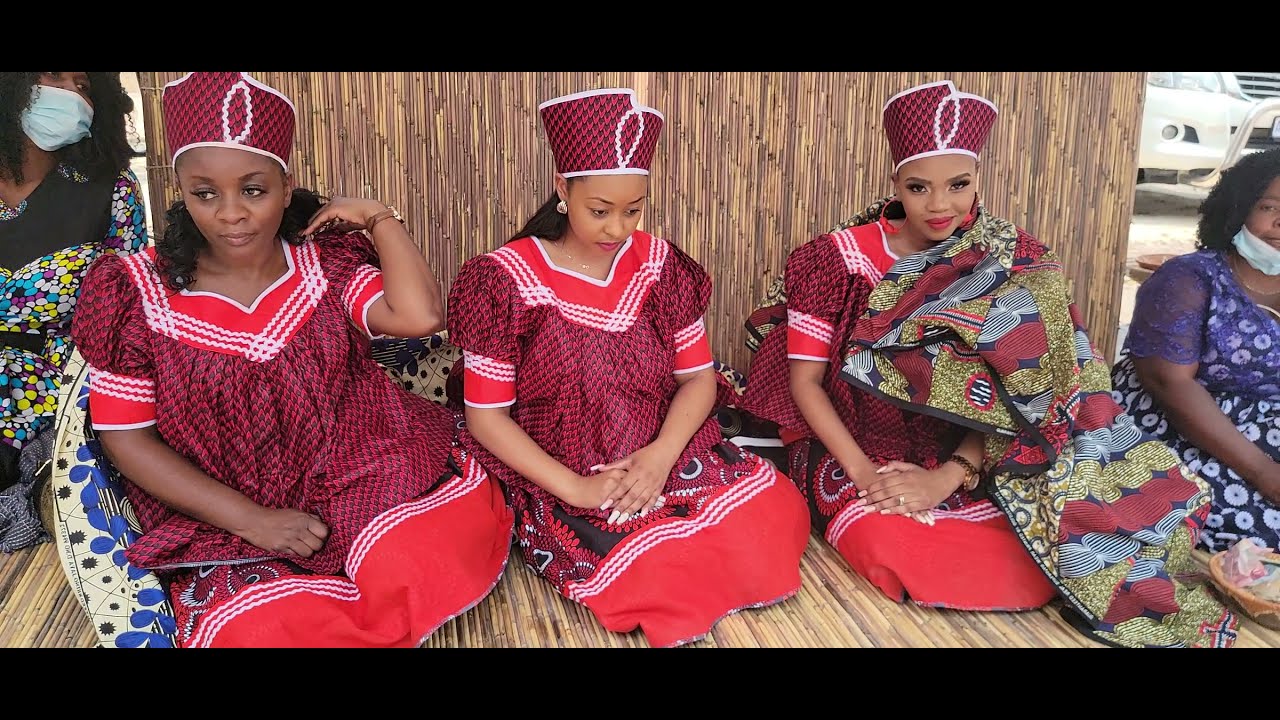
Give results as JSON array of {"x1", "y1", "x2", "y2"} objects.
[
  {"x1": 189, "y1": 462, "x2": 490, "y2": 647},
  {"x1": 188, "y1": 577, "x2": 359, "y2": 648},
  {"x1": 565, "y1": 463, "x2": 777, "y2": 602},
  {"x1": 346, "y1": 460, "x2": 486, "y2": 579},
  {"x1": 87, "y1": 365, "x2": 155, "y2": 403},
  {"x1": 827, "y1": 498, "x2": 1003, "y2": 547},
  {"x1": 121, "y1": 246, "x2": 327, "y2": 363},
  {"x1": 463, "y1": 351, "x2": 516, "y2": 382},
  {"x1": 674, "y1": 318, "x2": 706, "y2": 352},
  {"x1": 343, "y1": 265, "x2": 381, "y2": 315},
  {"x1": 221, "y1": 80, "x2": 254, "y2": 144},
  {"x1": 786, "y1": 310, "x2": 834, "y2": 345},
  {"x1": 830, "y1": 229, "x2": 885, "y2": 283},
  {"x1": 488, "y1": 239, "x2": 668, "y2": 333}
]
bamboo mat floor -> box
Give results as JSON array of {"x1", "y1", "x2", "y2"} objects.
[{"x1": 4, "y1": 535, "x2": 1278, "y2": 648}]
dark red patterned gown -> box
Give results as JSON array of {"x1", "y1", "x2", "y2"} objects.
[
  {"x1": 70, "y1": 231, "x2": 513, "y2": 647},
  {"x1": 740, "y1": 218, "x2": 1056, "y2": 611},
  {"x1": 447, "y1": 231, "x2": 809, "y2": 647}
]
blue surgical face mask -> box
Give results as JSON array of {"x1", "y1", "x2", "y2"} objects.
[
  {"x1": 1234, "y1": 225, "x2": 1280, "y2": 276},
  {"x1": 20, "y1": 85, "x2": 94, "y2": 152}
]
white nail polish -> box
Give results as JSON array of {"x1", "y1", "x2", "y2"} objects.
[{"x1": 608, "y1": 510, "x2": 620, "y2": 524}]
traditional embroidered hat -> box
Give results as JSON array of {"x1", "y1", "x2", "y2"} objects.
[
  {"x1": 161, "y1": 72, "x2": 296, "y2": 171},
  {"x1": 538, "y1": 88, "x2": 664, "y2": 177},
  {"x1": 882, "y1": 80, "x2": 998, "y2": 173}
]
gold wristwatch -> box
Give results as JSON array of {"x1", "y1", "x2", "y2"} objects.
[
  {"x1": 949, "y1": 454, "x2": 981, "y2": 492},
  {"x1": 366, "y1": 205, "x2": 403, "y2": 232}
]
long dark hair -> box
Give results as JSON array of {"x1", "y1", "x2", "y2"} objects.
[
  {"x1": 508, "y1": 181, "x2": 577, "y2": 243},
  {"x1": 1197, "y1": 147, "x2": 1280, "y2": 251},
  {"x1": 0, "y1": 72, "x2": 136, "y2": 184},
  {"x1": 154, "y1": 188, "x2": 326, "y2": 291}
]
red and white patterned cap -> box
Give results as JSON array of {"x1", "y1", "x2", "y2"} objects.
[
  {"x1": 161, "y1": 72, "x2": 296, "y2": 171},
  {"x1": 538, "y1": 88, "x2": 664, "y2": 177},
  {"x1": 882, "y1": 80, "x2": 998, "y2": 173}
]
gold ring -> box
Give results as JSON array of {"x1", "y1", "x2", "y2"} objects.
[{"x1": 898, "y1": 495, "x2": 905, "y2": 506}]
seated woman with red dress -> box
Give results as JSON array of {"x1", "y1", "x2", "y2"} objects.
[
  {"x1": 71, "y1": 72, "x2": 513, "y2": 647},
  {"x1": 447, "y1": 88, "x2": 810, "y2": 648}
]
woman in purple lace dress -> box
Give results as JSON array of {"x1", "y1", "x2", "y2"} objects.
[{"x1": 1113, "y1": 147, "x2": 1280, "y2": 552}]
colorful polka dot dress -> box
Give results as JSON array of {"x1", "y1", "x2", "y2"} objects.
[{"x1": 0, "y1": 164, "x2": 147, "y2": 449}]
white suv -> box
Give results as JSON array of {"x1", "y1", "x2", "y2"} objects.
[{"x1": 1138, "y1": 72, "x2": 1280, "y2": 184}]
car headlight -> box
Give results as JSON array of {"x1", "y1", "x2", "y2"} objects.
[{"x1": 1147, "y1": 72, "x2": 1226, "y2": 94}]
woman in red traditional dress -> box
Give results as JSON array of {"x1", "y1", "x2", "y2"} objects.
[
  {"x1": 446, "y1": 88, "x2": 809, "y2": 648},
  {"x1": 69, "y1": 72, "x2": 513, "y2": 648},
  {"x1": 739, "y1": 80, "x2": 1236, "y2": 648}
]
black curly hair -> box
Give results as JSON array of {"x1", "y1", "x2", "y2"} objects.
[
  {"x1": 0, "y1": 72, "x2": 136, "y2": 185},
  {"x1": 1197, "y1": 146, "x2": 1280, "y2": 252},
  {"x1": 154, "y1": 187, "x2": 326, "y2": 292}
]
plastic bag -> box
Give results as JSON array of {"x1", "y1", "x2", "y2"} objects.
[
  {"x1": 1223, "y1": 539, "x2": 1270, "y2": 587},
  {"x1": 1250, "y1": 573, "x2": 1280, "y2": 603}
]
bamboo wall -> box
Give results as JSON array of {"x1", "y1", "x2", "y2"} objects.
[{"x1": 138, "y1": 72, "x2": 1145, "y2": 368}]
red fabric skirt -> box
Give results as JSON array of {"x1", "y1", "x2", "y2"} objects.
[
  {"x1": 556, "y1": 457, "x2": 810, "y2": 647},
  {"x1": 791, "y1": 438, "x2": 1055, "y2": 611},
  {"x1": 168, "y1": 454, "x2": 513, "y2": 647}
]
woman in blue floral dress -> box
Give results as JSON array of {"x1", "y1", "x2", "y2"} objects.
[
  {"x1": 0, "y1": 72, "x2": 146, "y2": 550},
  {"x1": 1113, "y1": 148, "x2": 1280, "y2": 552}
]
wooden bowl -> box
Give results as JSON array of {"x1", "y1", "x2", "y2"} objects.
[
  {"x1": 1136, "y1": 253, "x2": 1177, "y2": 271},
  {"x1": 1208, "y1": 549, "x2": 1280, "y2": 630}
]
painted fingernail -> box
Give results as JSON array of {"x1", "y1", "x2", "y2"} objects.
[
  {"x1": 590, "y1": 464, "x2": 605, "y2": 472},
  {"x1": 857, "y1": 490, "x2": 867, "y2": 498},
  {"x1": 876, "y1": 467, "x2": 888, "y2": 474},
  {"x1": 600, "y1": 499, "x2": 614, "y2": 511},
  {"x1": 618, "y1": 513, "x2": 630, "y2": 523},
  {"x1": 608, "y1": 510, "x2": 620, "y2": 524}
]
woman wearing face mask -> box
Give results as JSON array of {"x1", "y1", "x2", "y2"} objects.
[
  {"x1": 0, "y1": 72, "x2": 145, "y2": 552},
  {"x1": 740, "y1": 80, "x2": 1236, "y2": 648},
  {"x1": 1113, "y1": 147, "x2": 1280, "y2": 553}
]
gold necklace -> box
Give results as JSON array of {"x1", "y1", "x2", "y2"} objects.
[
  {"x1": 1230, "y1": 253, "x2": 1280, "y2": 296},
  {"x1": 551, "y1": 240, "x2": 593, "y2": 272}
]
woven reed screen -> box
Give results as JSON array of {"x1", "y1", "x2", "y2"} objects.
[{"x1": 138, "y1": 72, "x2": 1144, "y2": 368}]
